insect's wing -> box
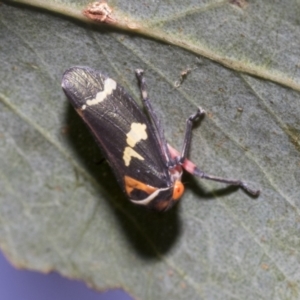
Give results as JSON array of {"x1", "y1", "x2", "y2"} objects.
[{"x1": 62, "y1": 67, "x2": 172, "y2": 200}]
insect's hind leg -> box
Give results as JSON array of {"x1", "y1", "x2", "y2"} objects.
[{"x1": 192, "y1": 166, "x2": 260, "y2": 196}]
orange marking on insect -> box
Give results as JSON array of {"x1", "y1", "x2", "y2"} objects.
[
  {"x1": 172, "y1": 180, "x2": 184, "y2": 200},
  {"x1": 124, "y1": 176, "x2": 157, "y2": 196}
]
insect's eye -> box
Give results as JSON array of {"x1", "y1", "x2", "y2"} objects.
[{"x1": 172, "y1": 180, "x2": 184, "y2": 200}]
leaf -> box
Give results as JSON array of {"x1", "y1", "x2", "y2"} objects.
[{"x1": 1, "y1": 0, "x2": 300, "y2": 299}]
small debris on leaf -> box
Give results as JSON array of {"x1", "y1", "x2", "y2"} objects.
[{"x1": 83, "y1": 1, "x2": 116, "y2": 23}]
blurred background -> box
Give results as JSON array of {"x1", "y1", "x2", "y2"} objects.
[{"x1": 0, "y1": 251, "x2": 133, "y2": 300}]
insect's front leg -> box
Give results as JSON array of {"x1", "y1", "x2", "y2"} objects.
[{"x1": 179, "y1": 107, "x2": 205, "y2": 164}]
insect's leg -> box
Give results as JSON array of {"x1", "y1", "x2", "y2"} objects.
[
  {"x1": 180, "y1": 156, "x2": 260, "y2": 196},
  {"x1": 179, "y1": 107, "x2": 205, "y2": 164},
  {"x1": 135, "y1": 69, "x2": 171, "y2": 163},
  {"x1": 194, "y1": 167, "x2": 260, "y2": 196},
  {"x1": 176, "y1": 108, "x2": 259, "y2": 196}
]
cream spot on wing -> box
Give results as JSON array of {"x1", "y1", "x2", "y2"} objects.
[
  {"x1": 85, "y1": 78, "x2": 117, "y2": 106},
  {"x1": 123, "y1": 147, "x2": 144, "y2": 166},
  {"x1": 126, "y1": 123, "x2": 147, "y2": 148}
]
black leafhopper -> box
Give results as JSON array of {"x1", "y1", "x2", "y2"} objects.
[{"x1": 62, "y1": 67, "x2": 259, "y2": 211}]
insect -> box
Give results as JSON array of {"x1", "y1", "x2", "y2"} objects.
[{"x1": 62, "y1": 67, "x2": 260, "y2": 211}]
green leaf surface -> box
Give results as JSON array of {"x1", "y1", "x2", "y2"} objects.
[{"x1": 1, "y1": 1, "x2": 300, "y2": 299}]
